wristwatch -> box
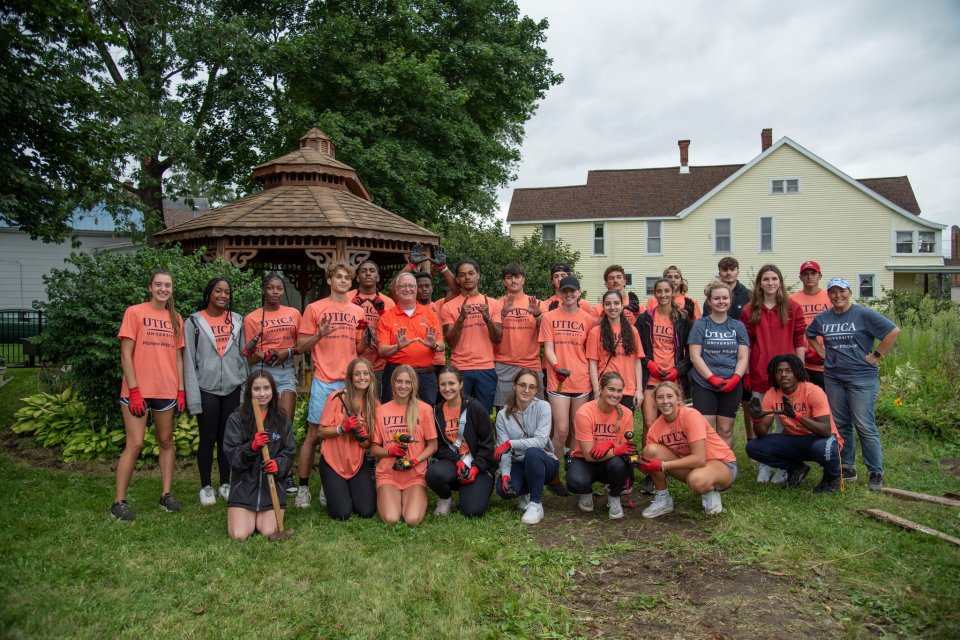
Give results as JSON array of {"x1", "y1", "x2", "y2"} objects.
[{"x1": 872, "y1": 350, "x2": 883, "y2": 359}]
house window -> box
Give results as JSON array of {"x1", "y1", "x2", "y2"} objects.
[
  {"x1": 771, "y1": 178, "x2": 800, "y2": 194},
  {"x1": 895, "y1": 231, "x2": 914, "y2": 253},
  {"x1": 759, "y1": 216, "x2": 774, "y2": 252},
  {"x1": 541, "y1": 224, "x2": 556, "y2": 243},
  {"x1": 624, "y1": 271, "x2": 634, "y2": 288},
  {"x1": 646, "y1": 221, "x2": 662, "y2": 254},
  {"x1": 592, "y1": 222, "x2": 605, "y2": 255},
  {"x1": 714, "y1": 218, "x2": 732, "y2": 253},
  {"x1": 919, "y1": 231, "x2": 936, "y2": 254},
  {"x1": 858, "y1": 274, "x2": 875, "y2": 299},
  {"x1": 645, "y1": 276, "x2": 661, "y2": 296}
]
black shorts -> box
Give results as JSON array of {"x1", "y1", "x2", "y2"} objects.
[
  {"x1": 691, "y1": 383, "x2": 741, "y2": 419},
  {"x1": 119, "y1": 397, "x2": 177, "y2": 412}
]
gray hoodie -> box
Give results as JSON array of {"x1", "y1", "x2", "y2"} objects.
[
  {"x1": 495, "y1": 397, "x2": 555, "y2": 478},
  {"x1": 183, "y1": 311, "x2": 248, "y2": 415}
]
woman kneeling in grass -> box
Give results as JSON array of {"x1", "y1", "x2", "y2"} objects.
[
  {"x1": 639, "y1": 381, "x2": 737, "y2": 517},
  {"x1": 223, "y1": 370, "x2": 296, "y2": 539}
]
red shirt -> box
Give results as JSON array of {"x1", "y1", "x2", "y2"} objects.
[{"x1": 741, "y1": 301, "x2": 806, "y2": 393}]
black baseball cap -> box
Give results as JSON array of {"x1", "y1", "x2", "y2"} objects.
[
  {"x1": 558, "y1": 276, "x2": 581, "y2": 291},
  {"x1": 551, "y1": 262, "x2": 573, "y2": 275}
]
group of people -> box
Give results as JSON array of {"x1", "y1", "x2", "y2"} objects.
[{"x1": 110, "y1": 249, "x2": 899, "y2": 537}]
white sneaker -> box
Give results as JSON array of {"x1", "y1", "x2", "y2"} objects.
[
  {"x1": 317, "y1": 485, "x2": 328, "y2": 507},
  {"x1": 521, "y1": 501, "x2": 544, "y2": 525},
  {"x1": 756, "y1": 464, "x2": 774, "y2": 483},
  {"x1": 517, "y1": 494, "x2": 530, "y2": 511},
  {"x1": 608, "y1": 495, "x2": 624, "y2": 520},
  {"x1": 701, "y1": 490, "x2": 723, "y2": 514},
  {"x1": 218, "y1": 484, "x2": 230, "y2": 501},
  {"x1": 295, "y1": 486, "x2": 311, "y2": 509},
  {"x1": 434, "y1": 497, "x2": 453, "y2": 516},
  {"x1": 199, "y1": 485, "x2": 216, "y2": 506},
  {"x1": 770, "y1": 468, "x2": 788, "y2": 485},
  {"x1": 577, "y1": 494, "x2": 594, "y2": 512},
  {"x1": 642, "y1": 491, "x2": 674, "y2": 519}
]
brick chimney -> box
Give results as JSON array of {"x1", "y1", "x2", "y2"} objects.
[
  {"x1": 761, "y1": 128, "x2": 773, "y2": 152},
  {"x1": 678, "y1": 140, "x2": 690, "y2": 174}
]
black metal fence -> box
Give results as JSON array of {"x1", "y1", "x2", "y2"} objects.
[{"x1": 0, "y1": 309, "x2": 43, "y2": 367}]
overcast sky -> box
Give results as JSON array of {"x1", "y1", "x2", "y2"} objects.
[{"x1": 497, "y1": 0, "x2": 960, "y2": 250}]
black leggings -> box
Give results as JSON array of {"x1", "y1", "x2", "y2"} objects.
[
  {"x1": 425, "y1": 459, "x2": 494, "y2": 517},
  {"x1": 198, "y1": 387, "x2": 241, "y2": 487},
  {"x1": 318, "y1": 456, "x2": 376, "y2": 520},
  {"x1": 566, "y1": 456, "x2": 630, "y2": 496}
]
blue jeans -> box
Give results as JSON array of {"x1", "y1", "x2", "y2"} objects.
[
  {"x1": 307, "y1": 378, "x2": 346, "y2": 424},
  {"x1": 746, "y1": 433, "x2": 840, "y2": 479},
  {"x1": 462, "y1": 368, "x2": 497, "y2": 414},
  {"x1": 496, "y1": 448, "x2": 559, "y2": 504},
  {"x1": 825, "y1": 376, "x2": 882, "y2": 474}
]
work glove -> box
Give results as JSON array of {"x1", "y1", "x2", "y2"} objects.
[
  {"x1": 430, "y1": 245, "x2": 447, "y2": 269},
  {"x1": 127, "y1": 387, "x2": 146, "y2": 417},
  {"x1": 176, "y1": 390, "x2": 186, "y2": 413},
  {"x1": 637, "y1": 457, "x2": 664, "y2": 473},
  {"x1": 353, "y1": 424, "x2": 368, "y2": 442},
  {"x1": 500, "y1": 475, "x2": 515, "y2": 496},
  {"x1": 720, "y1": 374, "x2": 741, "y2": 393},
  {"x1": 393, "y1": 457, "x2": 417, "y2": 471},
  {"x1": 707, "y1": 375, "x2": 725, "y2": 389},
  {"x1": 590, "y1": 441, "x2": 614, "y2": 460},
  {"x1": 646, "y1": 360, "x2": 663, "y2": 378},
  {"x1": 342, "y1": 416, "x2": 361, "y2": 433},
  {"x1": 494, "y1": 441, "x2": 512, "y2": 460},
  {"x1": 552, "y1": 364, "x2": 570, "y2": 381},
  {"x1": 662, "y1": 368, "x2": 680, "y2": 382},
  {"x1": 261, "y1": 458, "x2": 278, "y2": 474},
  {"x1": 613, "y1": 442, "x2": 637, "y2": 457},
  {"x1": 548, "y1": 300, "x2": 560, "y2": 311},
  {"x1": 352, "y1": 294, "x2": 363, "y2": 307},
  {"x1": 780, "y1": 396, "x2": 797, "y2": 420},
  {"x1": 251, "y1": 431, "x2": 270, "y2": 452},
  {"x1": 372, "y1": 294, "x2": 386, "y2": 315},
  {"x1": 408, "y1": 242, "x2": 426, "y2": 268},
  {"x1": 626, "y1": 291, "x2": 640, "y2": 313},
  {"x1": 387, "y1": 442, "x2": 408, "y2": 458},
  {"x1": 749, "y1": 396, "x2": 766, "y2": 420},
  {"x1": 457, "y1": 461, "x2": 479, "y2": 484},
  {"x1": 357, "y1": 319, "x2": 368, "y2": 332},
  {"x1": 264, "y1": 349, "x2": 280, "y2": 366}
]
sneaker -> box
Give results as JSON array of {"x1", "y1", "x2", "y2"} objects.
[
  {"x1": 517, "y1": 494, "x2": 530, "y2": 511},
  {"x1": 813, "y1": 475, "x2": 841, "y2": 494},
  {"x1": 317, "y1": 485, "x2": 327, "y2": 508},
  {"x1": 521, "y1": 501, "x2": 545, "y2": 525},
  {"x1": 218, "y1": 483, "x2": 230, "y2": 501},
  {"x1": 642, "y1": 491, "x2": 674, "y2": 519},
  {"x1": 434, "y1": 497, "x2": 453, "y2": 516},
  {"x1": 577, "y1": 494, "x2": 594, "y2": 512},
  {"x1": 547, "y1": 481, "x2": 570, "y2": 497},
  {"x1": 701, "y1": 490, "x2": 723, "y2": 514},
  {"x1": 770, "y1": 468, "x2": 789, "y2": 485},
  {"x1": 285, "y1": 476, "x2": 298, "y2": 495},
  {"x1": 159, "y1": 493, "x2": 181, "y2": 512},
  {"x1": 756, "y1": 464, "x2": 774, "y2": 483},
  {"x1": 841, "y1": 466, "x2": 858, "y2": 481},
  {"x1": 608, "y1": 495, "x2": 624, "y2": 520},
  {"x1": 199, "y1": 486, "x2": 216, "y2": 506},
  {"x1": 868, "y1": 472, "x2": 883, "y2": 492},
  {"x1": 295, "y1": 486, "x2": 312, "y2": 509},
  {"x1": 641, "y1": 475, "x2": 656, "y2": 495},
  {"x1": 786, "y1": 463, "x2": 811, "y2": 489},
  {"x1": 110, "y1": 500, "x2": 135, "y2": 521}
]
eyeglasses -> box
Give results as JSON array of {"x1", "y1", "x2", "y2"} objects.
[
  {"x1": 396, "y1": 284, "x2": 416, "y2": 290},
  {"x1": 515, "y1": 383, "x2": 539, "y2": 391}
]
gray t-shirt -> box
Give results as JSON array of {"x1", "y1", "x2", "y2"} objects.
[
  {"x1": 806, "y1": 304, "x2": 897, "y2": 382},
  {"x1": 688, "y1": 315, "x2": 749, "y2": 388}
]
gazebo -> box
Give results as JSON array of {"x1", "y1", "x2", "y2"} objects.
[{"x1": 154, "y1": 129, "x2": 440, "y2": 305}]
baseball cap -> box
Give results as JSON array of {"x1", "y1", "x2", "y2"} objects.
[
  {"x1": 799, "y1": 261, "x2": 821, "y2": 274},
  {"x1": 558, "y1": 276, "x2": 581, "y2": 291},
  {"x1": 551, "y1": 262, "x2": 573, "y2": 275},
  {"x1": 826, "y1": 277, "x2": 851, "y2": 291}
]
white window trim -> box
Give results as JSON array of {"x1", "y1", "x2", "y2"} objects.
[
  {"x1": 770, "y1": 177, "x2": 801, "y2": 194},
  {"x1": 758, "y1": 215, "x2": 775, "y2": 253},
  {"x1": 624, "y1": 270, "x2": 635, "y2": 290},
  {"x1": 918, "y1": 230, "x2": 938, "y2": 254},
  {"x1": 592, "y1": 222, "x2": 606, "y2": 256},
  {"x1": 645, "y1": 220, "x2": 663, "y2": 256},
  {"x1": 540, "y1": 223, "x2": 556, "y2": 243},
  {"x1": 857, "y1": 273, "x2": 876, "y2": 299},
  {"x1": 644, "y1": 275, "x2": 661, "y2": 297},
  {"x1": 713, "y1": 217, "x2": 733, "y2": 254},
  {"x1": 891, "y1": 229, "x2": 940, "y2": 256}
]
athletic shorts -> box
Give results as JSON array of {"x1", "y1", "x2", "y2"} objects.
[
  {"x1": 494, "y1": 363, "x2": 544, "y2": 405},
  {"x1": 259, "y1": 363, "x2": 297, "y2": 394},
  {"x1": 691, "y1": 382, "x2": 742, "y2": 419},
  {"x1": 721, "y1": 460, "x2": 738, "y2": 485},
  {"x1": 307, "y1": 378, "x2": 346, "y2": 424},
  {"x1": 119, "y1": 397, "x2": 176, "y2": 412},
  {"x1": 546, "y1": 390, "x2": 590, "y2": 399}
]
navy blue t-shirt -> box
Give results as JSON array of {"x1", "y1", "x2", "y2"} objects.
[
  {"x1": 806, "y1": 304, "x2": 897, "y2": 382},
  {"x1": 688, "y1": 315, "x2": 749, "y2": 388}
]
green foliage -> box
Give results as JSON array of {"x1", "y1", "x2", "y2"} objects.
[
  {"x1": 437, "y1": 220, "x2": 580, "y2": 298},
  {"x1": 39, "y1": 244, "x2": 261, "y2": 421}
]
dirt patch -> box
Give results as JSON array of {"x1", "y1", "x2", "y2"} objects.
[
  {"x1": 940, "y1": 458, "x2": 960, "y2": 478},
  {"x1": 533, "y1": 493, "x2": 845, "y2": 639}
]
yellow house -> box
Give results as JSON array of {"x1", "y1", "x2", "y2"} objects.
[{"x1": 507, "y1": 129, "x2": 954, "y2": 303}]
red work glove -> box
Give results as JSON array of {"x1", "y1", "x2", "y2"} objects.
[
  {"x1": 251, "y1": 431, "x2": 270, "y2": 452},
  {"x1": 261, "y1": 458, "x2": 278, "y2": 474},
  {"x1": 127, "y1": 387, "x2": 146, "y2": 417},
  {"x1": 353, "y1": 424, "x2": 368, "y2": 442},
  {"x1": 613, "y1": 442, "x2": 637, "y2": 457},
  {"x1": 342, "y1": 416, "x2": 360, "y2": 433},
  {"x1": 357, "y1": 319, "x2": 368, "y2": 332},
  {"x1": 637, "y1": 457, "x2": 664, "y2": 473},
  {"x1": 387, "y1": 442, "x2": 407, "y2": 458},
  {"x1": 458, "y1": 463, "x2": 479, "y2": 484},
  {"x1": 552, "y1": 364, "x2": 570, "y2": 381},
  {"x1": 707, "y1": 375, "x2": 725, "y2": 389},
  {"x1": 720, "y1": 374, "x2": 741, "y2": 393},
  {"x1": 494, "y1": 440, "x2": 512, "y2": 460},
  {"x1": 663, "y1": 368, "x2": 680, "y2": 382},
  {"x1": 548, "y1": 300, "x2": 560, "y2": 311},
  {"x1": 392, "y1": 457, "x2": 415, "y2": 471},
  {"x1": 352, "y1": 294, "x2": 363, "y2": 307},
  {"x1": 500, "y1": 475, "x2": 515, "y2": 496},
  {"x1": 646, "y1": 360, "x2": 663, "y2": 378},
  {"x1": 590, "y1": 441, "x2": 615, "y2": 460},
  {"x1": 372, "y1": 294, "x2": 386, "y2": 315},
  {"x1": 176, "y1": 390, "x2": 185, "y2": 413}
]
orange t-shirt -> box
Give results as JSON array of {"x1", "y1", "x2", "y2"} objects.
[
  {"x1": 200, "y1": 310, "x2": 232, "y2": 356},
  {"x1": 495, "y1": 294, "x2": 541, "y2": 369},
  {"x1": 300, "y1": 298, "x2": 364, "y2": 383},
  {"x1": 440, "y1": 294, "x2": 503, "y2": 370},
  {"x1": 586, "y1": 323, "x2": 645, "y2": 396},
  {"x1": 372, "y1": 399, "x2": 437, "y2": 490},
  {"x1": 646, "y1": 294, "x2": 700, "y2": 320},
  {"x1": 347, "y1": 290, "x2": 396, "y2": 372},
  {"x1": 376, "y1": 303, "x2": 443, "y2": 369},
  {"x1": 318, "y1": 390, "x2": 368, "y2": 479},
  {"x1": 243, "y1": 306, "x2": 301, "y2": 353},
  {"x1": 538, "y1": 307, "x2": 594, "y2": 394},
  {"x1": 790, "y1": 289, "x2": 830, "y2": 372},
  {"x1": 429, "y1": 299, "x2": 446, "y2": 366},
  {"x1": 761, "y1": 382, "x2": 843, "y2": 447},
  {"x1": 117, "y1": 302, "x2": 185, "y2": 399},
  {"x1": 646, "y1": 406, "x2": 737, "y2": 463},
  {"x1": 441, "y1": 402, "x2": 470, "y2": 456},
  {"x1": 571, "y1": 400, "x2": 634, "y2": 458},
  {"x1": 649, "y1": 310, "x2": 676, "y2": 382}
]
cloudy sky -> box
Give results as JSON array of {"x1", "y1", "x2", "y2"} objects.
[{"x1": 497, "y1": 0, "x2": 960, "y2": 249}]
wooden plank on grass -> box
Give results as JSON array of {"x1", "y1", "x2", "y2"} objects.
[
  {"x1": 880, "y1": 487, "x2": 960, "y2": 509},
  {"x1": 860, "y1": 509, "x2": 960, "y2": 547},
  {"x1": 944, "y1": 492, "x2": 960, "y2": 501}
]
